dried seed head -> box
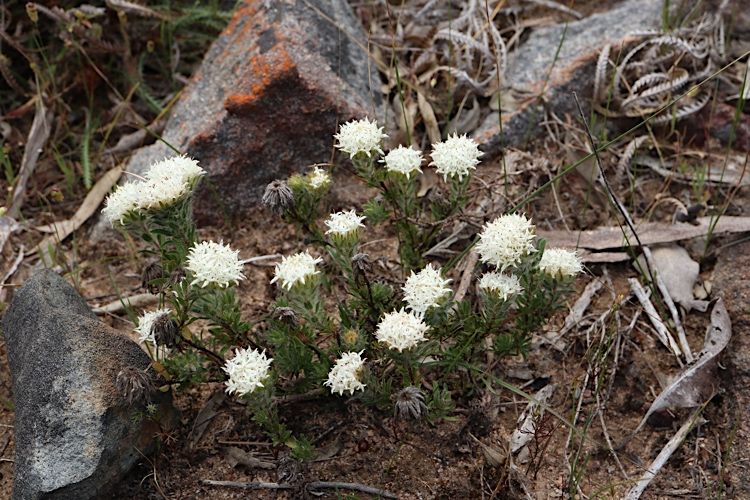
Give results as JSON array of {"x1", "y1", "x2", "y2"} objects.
[
  {"x1": 116, "y1": 366, "x2": 154, "y2": 405},
  {"x1": 142, "y1": 262, "x2": 164, "y2": 294},
  {"x1": 262, "y1": 180, "x2": 295, "y2": 214},
  {"x1": 170, "y1": 267, "x2": 186, "y2": 286},
  {"x1": 152, "y1": 314, "x2": 180, "y2": 347},
  {"x1": 351, "y1": 253, "x2": 372, "y2": 284},
  {"x1": 273, "y1": 306, "x2": 298, "y2": 325},
  {"x1": 394, "y1": 386, "x2": 427, "y2": 420},
  {"x1": 351, "y1": 253, "x2": 372, "y2": 273}
]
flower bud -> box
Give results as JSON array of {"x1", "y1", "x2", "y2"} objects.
[{"x1": 394, "y1": 386, "x2": 427, "y2": 420}]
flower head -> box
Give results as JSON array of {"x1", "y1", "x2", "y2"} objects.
[
  {"x1": 325, "y1": 351, "x2": 366, "y2": 396},
  {"x1": 271, "y1": 251, "x2": 323, "y2": 290},
  {"x1": 308, "y1": 166, "x2": 331, "y2": 190},
  {"x1": 478, "y1": 272, "x2": 523, "y2": 301},
  {"x1": 375, "y1": 308, "x2": 429, "y2": 352},
  {"x1": 325, "y1": 210, "x2": 366, "y2": 238},
  {"x1": 102, "y1": 155, "x2": 205, "y2": 225},
  {"x1": 539, "y1": 248, "x2": 583, "y2": 278},
  {"x1": 430, "y1": 133, "x2": 483, "y2": 180},
  {"x1": 135, "y1": 308, "x2": 172, "y2": 345},
  {"x1": 102, "y1": 181, "x2": 142, "y2": 224},
  {"x1": 402, "y1": 264, "x2": 452, "y2": 315},
  {"x1": 186, "y1": 240, "x2": 245, "y2": 288},
  {"x1": 382, "y1": 146, "x2": 423, "y2": 179},
  {"x1": 476, "y1": 214, "x2": 536, "y2": 270},
  {"x1": 145, "y1": 155, "x2": 205, "y2": 186},
  {"x1": 223, "y1": 348, "x2": 273, "y2": 397},
  {"x1": 334, "y1": 118, "x2": 387, "y2": 158}
]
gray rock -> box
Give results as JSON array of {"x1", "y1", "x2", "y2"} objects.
[
  {"x1": 2, "y1": 270, "x2": 172, "y2": 499},
  {"x1": 474, "y1": 0, "x2": 663, "y2": 155},
  {"x1": 121, "y1": 0, "x2": 380, "y2": 224}
]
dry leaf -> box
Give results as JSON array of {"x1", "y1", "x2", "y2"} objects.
[
  {"x1": 638, "y1": 245, "x2": 708, "y2": 312},
  {"x1": 189, "y1": 390, "x2": 226, "y2": 449},
  {"x1": 634, "y1": 299, "x2": 731, "y2": 433},
  {"x1": 539, "y1": 216, "x2": 750, "y2": 252},
  {"x1": 417, "y1": 91, "x2": 441, "y2": 144}
]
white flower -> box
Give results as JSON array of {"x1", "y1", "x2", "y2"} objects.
[
  {"x1": 102, "y1": 155, "x2": 205, "y2": 224},
  {"x1": 186, "y1": 240, "x2": 245, "y2": 288},
  {"x1": 135, "y1": 308, "x2": 171, "y2": 345},
  {"x1": 429, "y1": 133, "x2": 483, "y2": 180},
  {"x1": 145, "y1": 155, "x2": 205, "y2": 185},
  {"x1": 402, "y1": 264, "x2": 452, "y2": 315},
  {"x1": 334, "y1": 117, "x2": 387, "y2": 157},
  {"x1": 325, "y1": 351, "x2": 366, "y2": 395},
  {"x1": 539, "y1": 248, "x2": 583, "y2": 278},
  {"x1": 478, "y1": 272, "x2": 523, "y2": 300},
  {"x1": 102, "y1": 181, "x2": 143, "y2": 224},
  {"x1": 325, "y1": 210, "x2": 366, "y2": 237},
  {"x1": 223, "y1": 347, "x2": 273, "y2": 397},
  {"x1": 271, "y1": 251, "x2": 323, "y2": 290},
  {"x1": 375, "y1": 308, "x2": 429, "y2": 352},
  {"x1": 476, "y1": 214, "x2": 536, "y2": 270},
  {"x1": 308, "y1": 166, "x2": 331, "y2": 190},
  {"x1": 382, "y1": 146, "x2": 423, "y2": 178}
]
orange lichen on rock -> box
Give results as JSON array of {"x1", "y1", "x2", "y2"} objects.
[{"x1": 224, "y1": 48, "x2": 296, "y2": 111}]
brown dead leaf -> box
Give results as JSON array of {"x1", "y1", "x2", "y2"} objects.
[
  {"x1": 190, "y1": 390, "x2": 226, "y2": 449},
  {"x1": 638, "y1": 245, "x2": 708, "y2": 312},
  {"x1": 417, "y1": 91, "x2": 441, "y2": 144},
  {"x1": 634, "y1": 298, "x2": 731, "y2": 433}
]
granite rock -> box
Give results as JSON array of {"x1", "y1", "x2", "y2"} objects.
[{"x1": 2, "y1": 270, "x2": 172, "y2": 499}]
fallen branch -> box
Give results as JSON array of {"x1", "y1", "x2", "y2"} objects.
[
  {"x1": 624, "y1": 407, "x2": 705, "y2": 499},
  {"x1": 201, "y1": 479, "x2": 293, "y2": 491},
  {"x1": 307, "y1": 481, "x2": 398, "y2": 499},
  {"x1": 92, "y1": 293, "x2": 159, "y2": 314}
]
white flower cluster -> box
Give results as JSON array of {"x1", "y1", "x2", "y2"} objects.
[
  {"x1": 102, "y1": 155, "x2": 205, "y2": 224},
  {"x1": 135, "y1": 308, "x2": 171, "y2": 345},
  {"x1": 325, "y1": 351, "x2": 366, "y2": 395},
  {"x1": 334, "y1": 118, "x2": 387, "y2": 158},
  {"x1": 223, "y1": 347, "x2": 273, "y2": 397},
  {"x1": 375, "y1": 308, "x2": 429, "y2": 352},
  {"x1": 478, "y1": 272, "x2": 523, "y2": 301},
  {"x1": 476, "y1": 214, "x2": 536, "y2": 270},
  {"x1": 186, "y1": 240, "x2": 245, "y2": 288},
  {"x1": 382, "y1": 145, "x2": 423, "y2": 179},
  {"x1": 539, "y1": 248, "x2": 583, "y2": 278},
  {"x1": 402, "y1": 264, "x2": 452, "y2": 315},
  {"x1": 271, "y1": 251, "x2": 323, "y2": 290},
  {"x1": 430, "y1": 134, "x2": 483, "y2": 181},
  {"x1": 325, "y1": 210, "x2": 366, "y2": 237},
  {"x1": 308, "y1": 166, "x2": 331, "y2": 190}
]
